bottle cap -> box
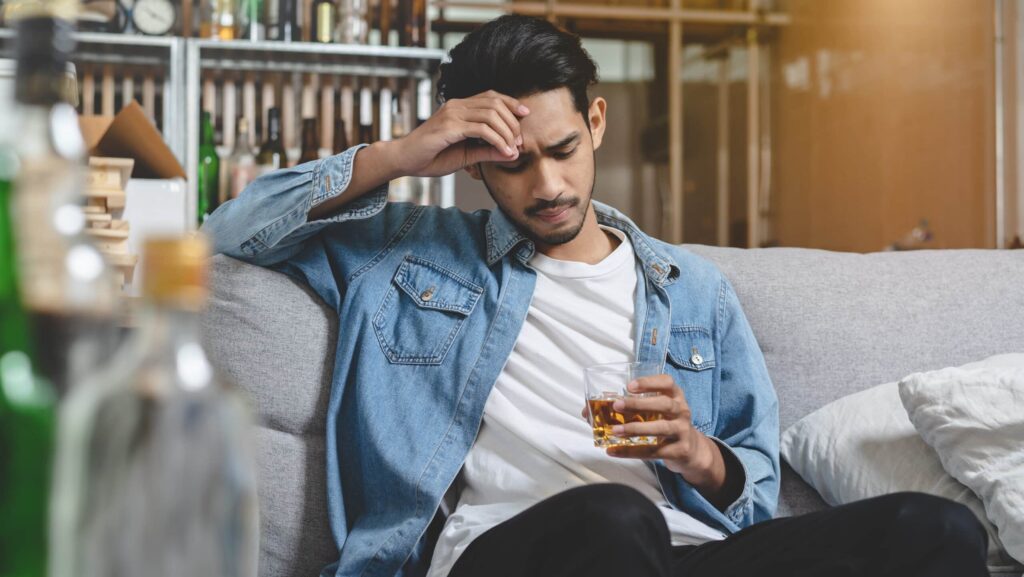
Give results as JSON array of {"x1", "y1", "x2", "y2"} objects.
[{"x1": 142, "y1": 235, "x2": 210, "y2": 310}]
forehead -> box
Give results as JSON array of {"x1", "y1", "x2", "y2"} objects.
[{"x1": 518, "y1": 88, "x2": 586, "y2": 145}]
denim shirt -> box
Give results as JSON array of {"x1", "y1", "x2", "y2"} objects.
[{"x1": 202, "y1": 145, "x2": 780, "y2": 577}]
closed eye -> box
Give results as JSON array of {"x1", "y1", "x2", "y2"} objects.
[{"x1": 553, "y1": 147, "x2": 578, "y2": 160}]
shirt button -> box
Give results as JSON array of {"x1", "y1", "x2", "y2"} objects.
[
  {"x1": 691, "y1": 353, "x2": 704, "y2": 366},
  {"x1": 421, "y1": 287, "x2": 435, "y2": 301}
]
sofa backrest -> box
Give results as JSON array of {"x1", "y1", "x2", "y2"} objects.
[
  {"x1": 682, "y1": 246, "x2": 1024, "y2": 431},
  {"x1": 203, "y1": 248, "x2": 1024, "y2": 577}
]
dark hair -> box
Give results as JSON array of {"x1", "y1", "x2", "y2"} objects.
[{"x1": 437, "y1": 15, "x2": 599, "y2": 121}]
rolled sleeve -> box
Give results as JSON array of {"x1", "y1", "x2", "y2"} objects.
[{"x1": 202, "y1": 144, "x2": 388, "y2": 267}]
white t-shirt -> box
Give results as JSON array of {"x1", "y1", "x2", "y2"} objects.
[{"x1": 426, "y1": 226, "x2": 726, "y2": 577}]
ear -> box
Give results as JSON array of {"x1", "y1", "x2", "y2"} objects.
[
  {"x1": 588, "y1": 97, "x2": 608, "y2": 150},
  {"x1": 464, "y1": 163, "x2": 483, "y2": 181}
]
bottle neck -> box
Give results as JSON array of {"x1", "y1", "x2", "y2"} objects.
[
  {"x1": 267, "y1": 116, "x2": 281, "y2": 142},
  {"x1": 138, "y1": 303, "x2": 212, "y2": 392},
  {"x1": 201, "y1": 116, "x2": 217, "y2": 146}
]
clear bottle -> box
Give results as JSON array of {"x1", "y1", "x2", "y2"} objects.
[
  {"x1": 336, "y1": 0, "x2": 368, "y2": 43},
  {"x1": 227, "y1": 118, "x2": 258, "y2": 199},
  {"x1": 200, "y1": 0, "x2": 237, "y2": 39},
  {"x1": 49, "y1": 235, "x2": 260, "y2": 577},
  {"x1": 9, "y1": 16, "x2": 119, "y2": 396}
]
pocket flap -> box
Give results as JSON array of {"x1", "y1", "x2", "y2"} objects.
[
  {"x1": 394, "y1": 256, "x2": 483, "y2": 316},
  {"x1": 666, "y1": 327, "x2": 716, "y2": 371}
]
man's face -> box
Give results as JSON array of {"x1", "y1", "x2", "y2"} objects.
[{"x1": 468, "y1": 88, "x2": 607, "y2": 248}]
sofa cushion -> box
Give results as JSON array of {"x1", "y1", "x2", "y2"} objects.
[{"x1": 203, "y1": 255, "x2": 340, "y2": 577}]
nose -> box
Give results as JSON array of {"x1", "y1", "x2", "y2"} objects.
[{"x1": 530, "y1": 158, "x2": 564, "y2": 202}]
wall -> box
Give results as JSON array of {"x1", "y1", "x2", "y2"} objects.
[{"x1": 772, "y1": 0, "x2": 996, "y2": 251}]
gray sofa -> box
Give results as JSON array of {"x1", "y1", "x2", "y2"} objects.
[{"x1": 202, "y1": 245, "x2": 1024, "y2": 577}]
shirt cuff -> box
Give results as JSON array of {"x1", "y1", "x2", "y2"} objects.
[{"x1": 654, "y1": 436, "x2": 754, "y2": 535}]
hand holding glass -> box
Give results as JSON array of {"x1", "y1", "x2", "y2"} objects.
[{"x1": 584, "y1": 362, "x2": 664, "y2": 447}]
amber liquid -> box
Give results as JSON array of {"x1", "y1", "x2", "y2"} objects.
[{"x1": 587, "y1": 396, "x2": 661, "y2": 447}]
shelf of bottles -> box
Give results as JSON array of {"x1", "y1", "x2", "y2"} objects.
[
  {"x1": 0, "y1": 28, "x2": 187, "y2": 163},
  {"x1": 187, "y1": 38, "x2": 450, "y2": 227}
]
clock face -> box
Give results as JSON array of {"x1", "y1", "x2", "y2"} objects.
[{"x1": 132, "y1": 0, "x2": 176, "y2": 35}]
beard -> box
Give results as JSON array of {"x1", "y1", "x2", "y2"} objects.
[{"x1": 480, "y1": 158, "x2": 596, "y2": 247}]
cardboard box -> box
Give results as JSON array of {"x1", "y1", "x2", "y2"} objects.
[{"x1": 79, "y1": 100, "x2": 185, "y2": 180}]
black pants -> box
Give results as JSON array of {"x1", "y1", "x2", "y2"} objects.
[{"x1": 446, "y1": 484, "x2": 989, "y2": 577}]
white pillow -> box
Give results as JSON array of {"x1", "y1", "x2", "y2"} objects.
[
  {"x1": 899, "y1": 354, "x2": 1024, "y2": 565},
  {"x1": 780, "y1": 354, "x2": 1024, "y2": 572}
]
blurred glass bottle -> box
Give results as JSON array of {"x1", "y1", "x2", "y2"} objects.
[
  {"x1": 311, "y1": 0, "x2": 335, "y2": 43},
  {"x1": 266, "y1": 0, "x2": 297, "y2": 40},
  {"x1": 49, "y1": 235, "x2": 260, "y2": 577},
  {"x1": 9, "y1": 16, "x2": 118, "y2": 396},
  {"x1": 197, "y1": 111, "x2": 220, "y2": 224},
  {"x1": 358, "y1": 85, "x2": 374, "y2": 143},
  {"x1": 199, "y1": 0, "x2": 236, "y2": 39},
  {"x1": 227, "y1": 118, "x2": 257, "y2": 199},
  {"x1": 0, "y1": 55, "x2": 57, "y2": 577},
  {"x1": 236, "y1": 0, "x2": 264, "y2": 40},
  {"x1": 336, "y1": 0, "x2": 368, "y2": 43},
  {"x1": 298, "y1": 117, "x2": 320, "y2": 165},
  {"x1": 398, "y1": 0, "x2": 424, "y2": 47},
  {"x1": 256, "y1": 106, "x2": 287, "y2": 171}
]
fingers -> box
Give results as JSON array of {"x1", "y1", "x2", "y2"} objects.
[
  {"x1": 612, "y1": 394, "x2": 682, "y2": 417},
  {"x1": 611, "y1": 418, "x2": 680, "y2": 440},
  {"x1": 606, "y1": 444, "x2": 665, "y2": 460},
  {"x1": 629, "y1": 375, "x2": 686, "y2": 399},
  {"x1": 458, "y1": 109, "x2": 519, "y2": 155},
  {"x1": 464, "y1": 97, "x2": 525, "y2": 146},
  {"x1": 444, "y1": 90, "x2": 529, "y2": 157},
  {"x1": 458, "y1": 122, "x2": 518, "y2": 159}
]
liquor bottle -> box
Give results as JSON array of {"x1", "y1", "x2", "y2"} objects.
[
  {"x1": 200, "y1": 0, "x2": 236, "y2": 39},
  {"x1": 336, "y1": 0, "x2": 368, "y2": 43},
  {"x1": 312, "y1": 0, "x2": 335, "y2": 43},
  {"x1": 332, "y1": 117, "x2": 349, "y2": 154},
  {"x1": 256, "y1": 106, "x2": 287, "y2": 170},
  {"x1": 264, "y1": 0, "x2": 280, "y2": 39},
  {"x1": 227, "y1": 118, "x2": 257, "y2": 199},
  {"x1": 358, "y1": 85, "x2": 374, "y2": 143},
  {"x1": 298, "y1": 117, "x2": 320, "y2": 164},
  {"x1": 9, "y1": 16, "x2": 118, "y2": 396},
  {"x1": 0, "y1": 64, "x2": 57, "y2": 577},
  {"x1": 236, "y1": 0, "x2": 265, "y2": 40},
  {"x1": 280, "y1": 0, "x2": 298, "y2": 40},
  {"x1": 49, "y1": 235, "x2": 260, "y2": 577},
  {"x1": 198, "y1": 111, "x2": 220, "y2": 224},
  {"x1": 378, "y1": 0, "x2": 391, "y2": 45},
  {"x1": 404, "y1": 0, "x2": 425, "y2": 47}
]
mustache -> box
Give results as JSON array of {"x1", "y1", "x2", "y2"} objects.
[{"x1": 525, "y1": 196, "x2": 579, "y2": 217}]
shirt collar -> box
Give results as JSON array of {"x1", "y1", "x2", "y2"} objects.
[{"x1": 484, "y1": 200, "x2": 680, "y2": 286}]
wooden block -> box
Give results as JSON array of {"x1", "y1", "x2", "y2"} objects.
[
  {"x1": 85, "y1": 188, "x2": 127, "y2": 211},
  {"x1": 86, "y1": 227, "x2": 131, "y2": 254},
  {"x1": 87, "y1": 157, "x2": 134, "y2": 191},
  {"x1": 85, "y1": 212, "x2": 113, "y2": 227}
]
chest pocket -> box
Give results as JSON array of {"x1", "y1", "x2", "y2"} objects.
[
  {"x1": 373, "y1": 256, "x2": 484, "y2": 365},
  {"x1": 665, "y1": 327, "x2": 717, "y2": 433}
]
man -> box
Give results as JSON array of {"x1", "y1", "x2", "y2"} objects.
[{"x1": 204, "y1": 15, "x2": 989, "y2": 577}]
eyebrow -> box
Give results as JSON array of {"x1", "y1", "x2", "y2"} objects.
[{"x1": 508, "y1": 132, "x2": 580, "y2": 164}]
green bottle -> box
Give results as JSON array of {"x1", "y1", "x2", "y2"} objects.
[
  {"x1": 0, "y1": 101, "x2": 56, "y2": 577},
  {"x1": 198, "y1": 111, "x2": 221, "y2": 224}
]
